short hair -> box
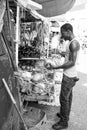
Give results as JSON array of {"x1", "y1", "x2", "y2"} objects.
[{"x1": 61, "y1": 23, "x2": 73, "y2": 32}]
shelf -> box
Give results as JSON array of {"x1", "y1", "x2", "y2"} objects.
[{"x1": 19, "y1": 57, "x2": 45, "y2": 60}]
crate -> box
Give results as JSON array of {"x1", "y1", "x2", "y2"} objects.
[
  {"x1": 39, "y1": 69, "x2": 63, "y2": 106},
  {"x1": 39, "y1": 84, "x2": 61, "y2": 106}
]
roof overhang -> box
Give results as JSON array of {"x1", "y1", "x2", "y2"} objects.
[{"x1": 17, "y1": 0, "x2": 42, "y2": 10}]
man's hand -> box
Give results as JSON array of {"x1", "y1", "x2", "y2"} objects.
[
  {"x1": 45, "y1": 63, "x2": 53, "y2": 70},
  {"x1": 57, "y1": 50, "x2": 66, "y2": 57}
]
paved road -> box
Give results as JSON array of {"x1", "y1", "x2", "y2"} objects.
[{"x1": 68, "y1": 72, "x2": 87, "y2": 130}]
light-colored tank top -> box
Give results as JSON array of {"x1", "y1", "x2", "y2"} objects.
[{"x1": 64, "y1": 38, "x2": 79, "y2": 78}]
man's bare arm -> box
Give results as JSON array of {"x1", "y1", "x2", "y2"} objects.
[{"x1": 52, "y1": 40, "x2": 80, "y2": 69}]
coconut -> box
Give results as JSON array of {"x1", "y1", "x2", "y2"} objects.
[{"x1": 32, "y1": 73, "x2": 44, "y2": 82}]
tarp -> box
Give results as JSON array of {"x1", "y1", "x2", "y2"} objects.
[{"x1": 33, "y1": 0, "x2": 76, "y2": 17}]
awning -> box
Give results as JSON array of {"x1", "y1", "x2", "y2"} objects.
[
  {"x1": 8, "y1": 0, "x2": 77, "y2": 22},
  {"x1": 33, "y1": 0, "x2": 76, "y2": 17}
]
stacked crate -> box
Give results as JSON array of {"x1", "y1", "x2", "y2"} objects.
[{"x1": 39, "y1": 69, "x2": 63, "y2": 106}]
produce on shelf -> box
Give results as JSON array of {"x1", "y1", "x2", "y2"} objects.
[{"x1": 17, "y1": 20, "x2": 63, "y2": 106}]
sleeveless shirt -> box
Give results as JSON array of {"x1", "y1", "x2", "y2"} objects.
[{"x1": 64, "y1": 38, "x2": 79, "y2": 78}]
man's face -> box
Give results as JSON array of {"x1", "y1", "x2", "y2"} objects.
[{"x1": 61, "y1": 29, "x2": 70, "y2": 40}]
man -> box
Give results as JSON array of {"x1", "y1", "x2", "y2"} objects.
[{"x1": 46, "y1": 23, "x2": 80, "y2": 130}]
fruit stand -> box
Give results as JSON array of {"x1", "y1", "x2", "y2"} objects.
[{"x1": 15, "y1": 17, "x2": 64, "y2": 107}]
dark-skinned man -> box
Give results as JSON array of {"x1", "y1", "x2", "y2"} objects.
[{"x1": 46, "y1": 23, "x2": 80, "y2": 130}]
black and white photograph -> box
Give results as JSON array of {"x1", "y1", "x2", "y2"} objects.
[{"x1": 0, "y1": 0, "x2": 87, "y2": 130}]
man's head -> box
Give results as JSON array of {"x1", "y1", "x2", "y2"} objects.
[{"x1": 60, "y1": 23, "x2": 73, "y2": 41}]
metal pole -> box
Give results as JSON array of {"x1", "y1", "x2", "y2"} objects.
[{"x1": 16, "y1": 4, "x2": 20, "y2": 68}]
